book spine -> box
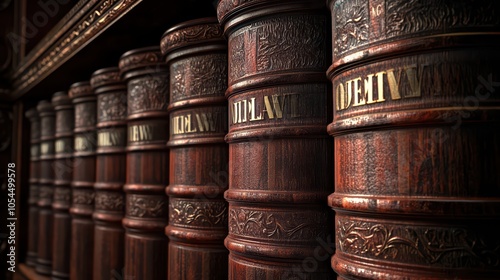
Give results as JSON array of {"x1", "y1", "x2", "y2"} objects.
[
  {"x1": 91, "y1": 67, "x2": 127, "y2": 280},
  {"x1": 69, "y1": 82, "x2": 96, "y2": 280},
  {"x1": 36, "y1": 100, "x2": 55, "y2": 275},
  {"x1": 218, "y1": 1, "x2": 335, "y2": 279},
  {"x1": 327, "y1": 0, "x2": 500, "y2": 279},
  {"x1": 119, "y1": 47, "x2": 169, "y2": 280},
  {"x1": 51, "y1": 92, "x2": 74, "y2": 279},
  {"x1": 162, "y1": 18, "x2": 229, "y2": 280},
  {"x1": 25, "y1": 108, "x2": 40, "y2": 267}
]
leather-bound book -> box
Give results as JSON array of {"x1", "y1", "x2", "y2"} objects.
[
  {"x1": 217, "y1": 0, "x2": 335, "y2": 279},
  {"x1": 119, "y1": 47, "x2": 169, "y2": 280},
  {"x1": 68, "y1": 81, "x2": 96, "y2": 280},
  {"x1": 51, "y1": 92, "x2": 74, "y2": 279},
  {"x1": 161, "y1": 18, "x2": 229, "y2": 280},
  {"x1": 327, "y1": 0, "x2": 500, "y2": 279},
  {"x1": 25, "y1": 108, "x2": 40, "y2": 267},
  {"x1": 36, "y1": 100, "x2": 55, "y2": 275},
  {"x1": 90, "y1": 67, "x2": 127, "y2": 280}
]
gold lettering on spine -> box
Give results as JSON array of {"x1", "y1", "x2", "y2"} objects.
[
  {"x1": 98, "y1": 131, "x2": 122, "y2": 147},
  {"x1": 55, "y1": 139, "x2": 65, "y2": 153},
  {"x1": 41, "y1": 143, "x2": 50, "y2": 155},
  {"x1": 75, "y1": 136, "x2": 92, "y2": 151},
  {"x1": 336, "y1": 83, "x2": 345, "y2": 111},
  {"x1": 231, "y1": 94, "x2": 301, "y2": 124},
  {"x1": 364, "y1": 74, "x2": 375, "y2": 104},
  {"x1": 129, "y1": 125, "x2": 154, "y2": 142},
  {"x1": 375, "y1": 71, "x2": 386, "y2": 103},
  {"x1": 335, "y1": 65, "x2": 423, "y2": 111},
  {"x1": 248, "y1": 98, "x2": 263, "y2": 121},
  {"x1": 195, "y1": 113, "x2": 217, "y2": 132},
  {"x1": 172, "y1": 113, "x2": 223, "y2": 135},
  {"x1": 263, "y1": 95, "x2": 285, "y2": 119},
  {"x1": 386, "y1": 68, "x2": 402, "y2": 100},
  {"x1": 352, "y1": 77, "x2": 364, "y2": 107},
  {"x1": 405, "y1": 66, "x2": 422, "y2": 97}
]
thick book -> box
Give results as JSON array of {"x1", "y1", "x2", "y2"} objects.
[
  {"x1": 90, "y1": 67, "x2": 127, "y2": 280},
  {"x1": 161, "y1": 17, "x2": 229, "y2": 280},
  {"x1": 218, "y1": 0, "x2": 335, "y2": 279},
  {"x1": 119, "y1": 46, "x2": 169, "y2": 280},
  {"x1": 327, "y1": 0, "x2": 500, "y2": 279},
  {"x1": 36, "y1": 100, "x2": 55, "y2": 275},
  {"x1": 25, "y1": 108, "x2": 40, "y2": 267},
  {"x1": 51, "y1": 92, "x2": 74, "y2": 279},
  {"x1": 68, "y1": 81, "x2": 96, "y2": 280}
]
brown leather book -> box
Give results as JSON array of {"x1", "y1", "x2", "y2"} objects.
[
  {"x1": 327, "y1": 0, "x2": 500, "y2": 279},
  {"x1": 36, "y1": 100, "x2": 55, "y2": 275},
  {"x1": 119, "y1": 47, "x2": 169, "y2": 280},
  {"x1": 218, "y1": 0, "x2": 335, "y2": 279},
  {"x1": 51, "y1": 92, "x2": 74, "y2": 279},
  {"x1": 68, "y1": 81, "x2": 96, "y2": 280},
  {"x1": 161, "y1": 17, "x2": 229, "y2": 280},
  {"x1": 90, "y1": 67, "x2": 127, "y2": 280},
  {"x1": 25, "y1": 108, "x2": 40, "y2": 268}
]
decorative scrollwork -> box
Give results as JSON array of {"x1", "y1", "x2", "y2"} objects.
[
  {"x1": 161, "y1": 23, "x2": 223, "y2": 54},
  {"x1": 170, "y1": 54, "x2": 227, "y2": 102},
  {"x1": 332, "y1": 0, "x2": 500, "y2": 57},
  {"x1": 337, "y1": 218, "x2": 500, "y2": 268},
  {"x1": 75, "y1": 104, "x2": 97, "y2": 128},
  {"x1": 385, "y1": 0, "x2": 500, "y2": 36},
  {"x1": 127, "y1": 194, "x2": 167, "y2": 218},
  {"x1": 95, "y1": 191, "x2": 124, "y2": 211},
  {"x1": 333, "y1": 0, "x2": 369, "y2": 56},
  {"x1": 68, "y1": 83, "x2": 93, "y2": 99},
  {"x1": 127, "y1": 76, "x2": 169, "y2": 115},
  {"x1": 12, "y1": 0, "x2": 139, "y2": 96},
  {"x1": 119, "y1": 50, "x2": 163, "y2": 74},
  {"x1": 229, "y1": 208, "x2": 328, "y2": 240},
  {"x1": 217, "y1": 0, "x2": 253, "y2": 22},
  {"x1": 98, "y1": 92, "x2": 127, "y2": 122},
  {"x1": 170, "y1": 199, "x2": 227, "y2": 227},
  {"x1": 90, "y1": 70, "x2": 121, "y2": 89},
  {"x1": 72, "y1": 190, "x2": 95, "y2": 205}
]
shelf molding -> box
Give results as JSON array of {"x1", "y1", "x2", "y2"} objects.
[{"x1": 7, "y1": 0, "x2": 142, "y2": 100}]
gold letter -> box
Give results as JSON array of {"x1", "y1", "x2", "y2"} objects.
[
  {"x1": 375, "y1": 71, "x2": 386, "y2": 102},
  {"x1": 184, "y1": 115, "x2": 197, "y2": 133},
  {"x1": 336, "y1": 83, "x2": 345, "y2": 111},
  {"x1": 364, "y1": 74, "x2": 376, "y2": 104},
  {"x1": 405, "y1": 66, "x2": 422, "y2": 98},
  {"x1": 352, "y1": 77, "x2": 365, "y2": 107},
  {"x1": 248, "y1": 97, "x2": 263, "y2": 121},
  {"x1": 264, "y1": 94, "x2": 285, "y2": 119},
  {"x1": 386, "y1": 68, "x2": 402, "y2": 100}
]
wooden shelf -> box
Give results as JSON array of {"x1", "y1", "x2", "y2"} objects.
[{"x1": 4, "y1": 0, "x2": 217, "y2": 102}]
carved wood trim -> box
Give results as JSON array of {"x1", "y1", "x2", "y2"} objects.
[{"x1": 6, "y1": 0, "x2": 142, "y2": 99}]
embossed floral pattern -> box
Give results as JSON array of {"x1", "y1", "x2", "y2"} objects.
[
  {"x1": 72, "y1": 190, "x2": 95, "y2": 205},
  {"x1": 127, "y1": 195, "x2": 167, "y2": 218},
  {"x1": 170, "y1": 199, "x2": 228, "y2": 227},
  {"x1": 229, "y1": 208, "x2": 328, "y2": 240},
  {"x1": 98, "y1": 92, "x2": 127, "y2": 122},
  {"x1": 338, "y1": 218, "x2": 500, "y2": 268},
  {"x1": 170, "y1": 54, "x2": 227, "y2": 102},
  {"x1": 161, "y1": 24, "x2": 223, "y2": 53},
  {"x1": 95, "y1": 191, "x2": 124, "y2": 211},
  {"x1": 127, "y1": 77, "x2": 169, "y2": 115}
]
